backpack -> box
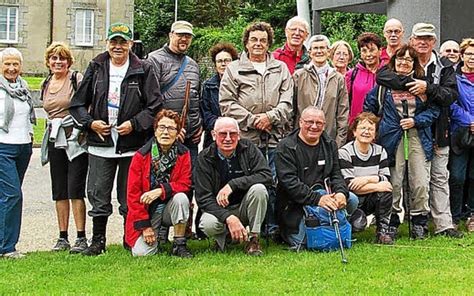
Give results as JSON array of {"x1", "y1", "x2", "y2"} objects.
[
  {"x1": 304, "y1": 206, "x2": 352, "y2": 251},
  {"x1": 375, "y1": 84, "x2": 386, "y2": 117},
  {"x1": 40, "y1": 70, "x2": 79, "y2": 101}
]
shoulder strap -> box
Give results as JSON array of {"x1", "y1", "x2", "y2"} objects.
[
  {"x1": 70, "y1": 70, "x2": 79, "y2": 92},
  {"x1": 161, "y1": 57, "x2": 188, "y2": 93},
  {"x1": 376, "y1": 85, "x2": 386, "y2": 117},
  {"x1": 40, "y1": 73, "x2": 53, "y2": 101},
  {"x1": 348, "y1": 67, "x2": 359, "y2": 106}
]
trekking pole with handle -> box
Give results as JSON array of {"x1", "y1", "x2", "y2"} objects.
[
  {"x1": 402, "y1": 100, "x2": 412, "y2": 238},
  {"x1": 324, "y1": 178, "x2": 348, "y2": 264}
]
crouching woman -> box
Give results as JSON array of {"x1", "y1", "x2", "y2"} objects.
[{"x1": 125, "y1": 109, "x2": 193, "y2": 257}]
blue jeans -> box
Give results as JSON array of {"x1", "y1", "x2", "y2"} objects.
[
  {"x1": 449, "y1": 148, "x2": 474, "y2": 223},
  {"x1": 282, "y1": 189, "x2": 358, "y2": 248},
  {"x1": 0, "y1": 143, "x2": 32, "y2": 254}
]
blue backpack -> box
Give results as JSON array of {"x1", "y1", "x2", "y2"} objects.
[{"x1": 304, "y1": 206, "x2": 352, "y2": 251}]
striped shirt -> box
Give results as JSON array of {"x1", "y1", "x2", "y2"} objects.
[{"x1": 338, "y1": 141, "x2": 390, "y2": 182}]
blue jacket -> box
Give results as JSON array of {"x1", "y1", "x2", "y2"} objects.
[
  {"x1": 364, "y1": 86, "x2": 440, "y2": 164},
  {"x1": 200, "y1": 73, "x2": 221, "y2": 148},
  {"x1": 451, "y1": 74, "x2": 474, "y2": 133}
]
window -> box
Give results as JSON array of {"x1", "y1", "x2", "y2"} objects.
[
  {"x1": 0, "y1": 6, "x2": 18, "y2": 43},
  {"x1": 75, "y1": 9, "x2": 94, "y2": 46}
]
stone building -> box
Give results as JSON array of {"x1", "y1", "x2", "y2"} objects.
[{"x1": 0, "y1": 0, "x2": 134, "y2": 75}]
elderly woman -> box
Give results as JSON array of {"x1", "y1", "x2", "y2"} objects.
[
  {"x1": 329, "y1": 40, "x2": 354, "y2": 76},
  {"x1": 125, "y1": 109, "x2": 192, "y2": 257},
  {"x1": 41, "y1": 42, "x2": 88, "y2": 253},
  {"x1": 0, "y1": 48, "x2": 35, "y2": 259},
  {"x1": 293, "y1": 34, "x2": 349, "y2": 147},
  {"x1": 201, "y1": 42, "x2": 238, "y2": 148},
  {"x1": 449, "y1": 38, "x2": 474, "y2": 232},
  {"x1": 364, "y1": 45, "x2": 440, "y2": 239}
]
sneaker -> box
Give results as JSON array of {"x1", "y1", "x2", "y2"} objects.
[
  {"x1": 436, "y1": 228, "x2": 464, "y2": 238},
  {"x1": 245, "y1": 236, "x2": 263, "y2": 256},
  {"x1": 52, "y1": 238, "x2": 71, "y2": 251},
  {"x1": 82, "y1": 235, "x2": 106, "y2": 256},
  {"x1": 411, "y1": 224, "x2": 427, "y2": 240},
  {"x1": 376, "y1": 227, "x2": 394, "y2": 245},
  {"x1": 69, "y1": 237, "x2": 88, "y2": 254},
  {"x1": 2, "y1": 251, "x2": 25, "y2": 259},
  {"x1": 171, "y1": 237, "x2": 193, "y2": 258},
  {"x1": 467, "y1": 216, "x2": 474, "y2": 233}
]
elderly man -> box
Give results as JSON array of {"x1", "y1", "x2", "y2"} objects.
[
  {"x1": 293, "y1": 34, "x2": 349, "y2": 147},
  {"x1": 195, "y1": 117, "x2": 272, "y2": 255},
  {"x1": 220, "y1": 21, "x2": 293, "y2": 240},
  {"x1": 380, "y1": 18, "x2": 405, "y2": 65},
  {"x1": 70, "y1": 23, "x2": 162, "y2": 255},
  {"x1": 339, "y1": 112, "x2": 394, "y2": 244},
  {"x1": 376, "y1": 23, "x2": 462, "y2": 238},
  {"x1": 440, "y1": 40, "x2": 461, "y2": 69},
  {"x1": 275, "y1": 106, "x2": 357, "y2": 249},
  {"x1": 273, "y1": 16, "x2": 310, "y2": 74}
]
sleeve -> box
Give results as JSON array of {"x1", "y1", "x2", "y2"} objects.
[
  {"x1": 376, "y1": 66, "x2": 411, "y2": 90},
  {"x1": 363, "y1": 86, "x2": 379, "y2": 114},
  {"x1": 426, "y1": 66, "x2": 458, "y2": 107},
  {"x1": 69, "y1": 62, "x2": 96, "y2": 130},
  {"x1": 414, "y1": 103, "x2": 440, "y2": 128},
  {"x1": 265, "y1": 67, "x2": 294, "y2": 128},
  {"x1": 451, "y1": 100, "x2": 474, "y2": 127},
  {"x1": 378, "y1": 148, "x2": 390, "y2": 182},
  {"x1": 201, "y1": 82, "x2": 218, "y2": 131},
  {"x1": 329, "y1": 141, "x2": 349, "y2": 198},
  {"x1": 127, "y1": 153, "x2": 151, "y2": 231},
  {"x1": 338, "y1": 147, "x2": 355, "y2": 183},
  {"x1": 336, "y1": 76, "x2": 349, "y2": 147}
]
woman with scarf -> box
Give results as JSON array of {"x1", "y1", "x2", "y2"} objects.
[
  {"x1": 293, "y1": 34, "x2": 349, "y2": 148},
  {"x1": 125, "y1": 109, "x2": 192, "y2": 257},
  {"x1": 0, "y1": 48, "x2": 36, "y2": 259}
]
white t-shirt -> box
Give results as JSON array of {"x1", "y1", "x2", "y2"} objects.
[
  {"x1": 88, "y1": 59, "x2": 135, "y2": 158},
  {"x1": 252, "y1": 61, "x2": 266, "y2": 76},
  {"x1": 0, "y1": 88, "x2": 33, "y2": 144}
]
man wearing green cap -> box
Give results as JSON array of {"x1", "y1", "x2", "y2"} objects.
[{"x1": 70, "y1": 22, "x2": 163, "y2": 256}]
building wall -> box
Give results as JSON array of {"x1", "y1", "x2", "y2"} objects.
[{"x1": 0, "y1": 0, "x2": 134, "y2": 75}]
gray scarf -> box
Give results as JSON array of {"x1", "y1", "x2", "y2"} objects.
[{"x1": 0, "y1": 75, "x2": 36, "y2": 133}]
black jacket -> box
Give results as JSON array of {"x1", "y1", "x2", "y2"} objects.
[
  {"x1": 70, "y1": 52, "x2": 162, "y2": 154},
  {"x1": 275, "y1": 129, "x2": 349, "y2": 234},
  {"x1": 376, "y1": 53, "x2": 458, "y2": 147},
  {"x1": 194, "y1": 138, "x2": 273, "y2": 223}
]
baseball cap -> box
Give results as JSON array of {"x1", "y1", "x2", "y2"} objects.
[
  {"x1": 107, "y1": 23, "x2": 133, "y2": 41},
  {"x1": 171, "y1": 21, "x2": 194, "y2": 36},
  {"x1": 411, "y1": 23, "x2": 437, "y2": 38}
]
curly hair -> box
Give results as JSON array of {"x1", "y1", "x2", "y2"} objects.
[
  {"x1": 387, "y1": 44, "x2": 425, "y2": 79},
  {"x1": 350, "y1": 112, "x2": 380, "y2": 135},
  {"x1": 153, "y1": 109, "x2": 181, "y2": 130},
  {"x1": 44, "y1": 42, "x2": 74, "y2": 69},
  {"x1": 209, "y1": 42, "x2": 239, "y2": 64},
  {"x1": 460, "y1": 38, "x2": 474, "y2": 55},
  {"x1": 357, "y1": 32, "x2": 382, "y2": 50},
  {"x1": 242, "y1": 21, "x2": 274, "y2": 51}
]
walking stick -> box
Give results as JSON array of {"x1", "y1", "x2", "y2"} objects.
[
  {"x1": 181, "y1": 81, "x2": 194, "y2": 239},
  {"x1": 324, "y1": 178, "x2": 348, "y2": 264},
  {"x1": 402, "y1": 100, "x2": 412, "y2": 238}
]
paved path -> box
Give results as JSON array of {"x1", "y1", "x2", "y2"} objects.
[{"x1": 18, "y1": 148, "x2": 123, "y2": 253}]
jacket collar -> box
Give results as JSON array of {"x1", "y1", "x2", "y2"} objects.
[
  {"x1": 92, "y1": 51, "x2": 145, "y2": 76},
  {"x1": 285, "y1": 128, "x2": 332, "y2": 150},
  {"x1": 238, "y1": 52, "x2": 282, "y2": 72}
]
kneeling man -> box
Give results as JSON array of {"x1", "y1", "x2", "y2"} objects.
[
  {"x1": 338, "y1": 112, "x2": 394, "y2": 244},
  {"x1": 275, "y1": 106, "x2": 357, "y2": 249},
  {"x1": 195, "y1": 117, "x2": 272, "y2": 256}
]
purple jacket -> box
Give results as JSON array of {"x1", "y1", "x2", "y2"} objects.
[{"x1": 451, "y1": 73, "x2": 474, "y2": 132}]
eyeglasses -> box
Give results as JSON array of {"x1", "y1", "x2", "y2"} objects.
[
  {"x1": 444, "y1": 49, "x2": 459, "y2": 53},
  {"x1": 174, "y1": 33, "x2": 193, "y2": 39},
  {"x1": 396, "y1": 57, "x2": 414, "y2": 63},
  {"x1": 463, "y1": 52, "x2": 474, "y2": 58},
  {"x1": 302, "y1": 119, "x2": 325, "y2": 128},
  {"x1": 311, "y1": 46, "x2": 328, "y2": 52},
  {"x1": 216, "y1": 58, "x2": 232, "y2": 65},
  {"x1": 287, "y1": 27, "x2": 306, "y2": 34},
  {"x1": 334, "y1": 51, "x2": 349, "y2": 57},
  {"x1": 109, "y1": 39, "x2": 128, "y2": 46},
  {"x1": 413, "y1": 36, "x2": 435, "y2": 42},
  {"x1": 216, "y1": 131, "x2": 239, "y2": 139},
  {"x1": 357, "y1": 126, "x2": 376, "y2": 133},
  {"x1": 385, "y1": 29, "x2": 402, "y2": 35},
  {"x1": 156, "y1": 125, "x2": 178, "y2": 133}
]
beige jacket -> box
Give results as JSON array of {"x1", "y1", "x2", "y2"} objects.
[
  {"x1": 219, "y1": 52, "x2": 293, "y2": 148},
  {"x1": 293, "y1": 63, "x2": 349, "y2": 147}
]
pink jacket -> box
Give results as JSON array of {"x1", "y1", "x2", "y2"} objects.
[{"x1": 345, "y1": 63, "x2": 378, "y2": 124}]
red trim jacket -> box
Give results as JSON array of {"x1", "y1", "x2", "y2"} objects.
[{"x1": 125, "y1": 139, "x2": 191, "y2": 248}]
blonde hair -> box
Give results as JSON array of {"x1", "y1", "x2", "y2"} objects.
[
  {"x1": 329, "y1": 40, "x2": 354, "y2": 63},
  {"x1": 44, "y1": 42, "x2": 74, "y2": 69},
  {"x1": 459, "y1": 38, "x2": 474, "y2": 55}
]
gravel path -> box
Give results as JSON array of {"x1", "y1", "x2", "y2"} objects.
[{"x1": 18, "y1": 148, "x2": 123, "y2": 253}]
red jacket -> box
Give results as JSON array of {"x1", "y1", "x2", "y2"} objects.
[{"x1": 125, "y1": 140, "x2": 191, "y2": 247}]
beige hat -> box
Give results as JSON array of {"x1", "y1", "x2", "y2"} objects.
[
  {"x1": 411, "y1": 23, "x2": 437, "y2": 38},
  {"x1": 171, "y1": 21, "x2": 194, "y2": 36}
]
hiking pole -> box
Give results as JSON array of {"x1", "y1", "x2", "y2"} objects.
[
  {"x1": 324, "y1": 178, "x2": 348, "y2": 264},
  {"x1": 402, "y1": 100, "x2": 412, "y2": 238}
]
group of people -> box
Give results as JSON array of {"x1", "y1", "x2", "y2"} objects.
[{"x1": 0, "y1": 15, "x2": 472, "y2": 259}]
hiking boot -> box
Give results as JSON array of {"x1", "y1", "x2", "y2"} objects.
[
  {"x1": 69, "y1": 237, "x2": 88, "y2": 254},
  {"x1": 376, "y1": 226, "x2": 394, "y2": 245},
  {"x1": 82, "y1": 235, "x2": 106, "y2": 256},
  {"x1": 411, "y1": 224, "x2": 427, "y2": 240},
  {"x1": 467, "y1": 216, "x2": 474, "y2": 233},
  {"x1": 171, "y1": 237, "x2": 193, "y2": 258},
  {"x1": 2, "y1": 251, "x2": 26, "y2": 259},
  {"x1": 436, "y1": 228, "x2": 464, "y2": 239},
  {"x1": 52, "y1": 238, "x2": 71, "y2": 251},
  {"x1": 245, "y1": 236, "x2": 263, "y2": 256}
]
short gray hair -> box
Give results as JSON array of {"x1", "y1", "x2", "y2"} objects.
[
  {"x1": 301, "y1": 106, "x2": 325, "y2": 119},
  {"x1": 286, "y1": 16, "x2": 310, "y2": 35},
  {"x1": 214, "y1": 117, "x2": 240, "y2": 132},
  {"x1": 307, "y1": 34, "x2": 331, "y2": 49},
  {"x1": 0, "y1": 48, "x2": 23, "y2": 63}
]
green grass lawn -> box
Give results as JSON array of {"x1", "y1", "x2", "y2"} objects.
[
  {"x1": 1, "y1": 227, "x2": 473, "y2": 294},
  {"x1": 33, "y1": 118, "x2": 46, "y2": 146},
  {"x1": 23, "y1": 76, "x2": 44, "y2": 91}
]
